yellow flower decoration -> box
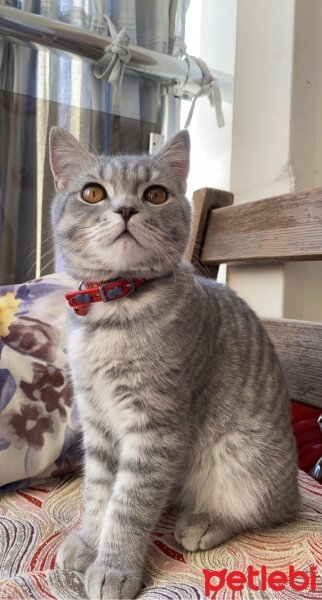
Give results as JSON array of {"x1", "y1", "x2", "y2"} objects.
[{"x1": 0, "y1": 292, "x2": 21, "y2": 337}]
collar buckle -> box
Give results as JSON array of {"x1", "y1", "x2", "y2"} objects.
[
  {"x1": 98, "y1": 278, "x2": 135, "y2": 303},
  {"x1": 126, "y1": 278, "x2": 135, "y2": 294}
]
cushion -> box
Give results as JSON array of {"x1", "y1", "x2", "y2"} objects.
[
  {"x1": 0, "y1": 274, "x2": 82, "y2": 492},
  {"x1": 0, "y1": 470, "x2": 321, "y2": 598}
]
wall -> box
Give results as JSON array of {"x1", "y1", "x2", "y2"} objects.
[
  {"x1": 227, "y1": 0, "x2": 295, "y2": 318},
  {"x1": 183, "y1": 0, "x2": 322, "y2": 322},
  {"x1": 283, "y1": 0, "x2": 322, "y2": 321}
]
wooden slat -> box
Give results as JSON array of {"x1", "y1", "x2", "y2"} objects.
[
  {"x1": 185, "y1": 188, "x2": 233, "y2": 276},
  {"x1": 262, "y1": 318, "x2": 322, "y2": 408},
  {"x1": 201, "y1": 187, "x2": 322, "y2": 265}
]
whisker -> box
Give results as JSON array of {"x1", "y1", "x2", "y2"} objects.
[
  {"x1": 27, "y1": 231, "x2": 94, "y2": 281},
  {"x1": 142, "y1": 235, "x2": 178, "y2": 289},
  {"x1": 136, "y1": 225, "x2": 191, "y2": 295}
]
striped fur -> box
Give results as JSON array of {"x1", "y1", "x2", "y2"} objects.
[{"x1": 50, "y1": 129, "x2": 299, "y2": 599}]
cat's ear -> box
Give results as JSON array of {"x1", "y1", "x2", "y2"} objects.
[
  {"x1": 49, "y1": 127, "x2": 93, "y2": 190},
  {"x1": 154, "y1": 130, "x2": 190, "y2": 191}
]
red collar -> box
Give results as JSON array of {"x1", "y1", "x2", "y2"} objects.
[{"x1": 65, "y1": 277, "x2": 148, "y2": 316}]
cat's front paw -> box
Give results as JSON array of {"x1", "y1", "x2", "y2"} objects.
[
  {"x1": 85, "y1": 564, "x2": 141, "y2": 600},
  {"x1": 56, "y1": 531, "x2": 95, "y2": 572},
  {"x1": 175, "y1": 512, "x2": 232, "y2": 551}
]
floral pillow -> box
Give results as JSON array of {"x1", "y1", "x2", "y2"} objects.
[{"x1": 0, "y1": 273, "x2": 83, "y2": 493}]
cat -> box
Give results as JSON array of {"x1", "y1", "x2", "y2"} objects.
[{"x1": 49, "y1": 127, "x2": 299, "y2": 600}]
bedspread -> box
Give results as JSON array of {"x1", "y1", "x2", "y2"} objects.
[{"x1": 0, "y1": 470, "x2": 321, "y2": 599}]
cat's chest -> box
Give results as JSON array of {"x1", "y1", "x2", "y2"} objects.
[
  {"x1": 69, "y1": 323, "x2": 140, "y2": 373},
  {"x1": 68, "y1": 295, "x2": 168, "y2": 375},
  {"x1": 68, "y1": 321, "x2": 155, "y2": 436}
]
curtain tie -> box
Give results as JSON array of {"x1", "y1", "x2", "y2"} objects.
[
  {"x1": 183, "y1": 55, "x2": 224, "y2": 129},
  {"x1": 93, "y1": 15, "x2": 131, "y2": 114}
]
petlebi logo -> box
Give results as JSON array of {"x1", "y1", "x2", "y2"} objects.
[{"x1": 203, "y1": 564, "x2": 318, "y2": 596}]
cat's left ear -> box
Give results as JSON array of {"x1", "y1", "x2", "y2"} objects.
[
  {"x1": 49, "y1": 127, "x2": 94, "y2": 190},
  {"x1": 154, "y1": 130, "x2": 190, "y2": 192}
]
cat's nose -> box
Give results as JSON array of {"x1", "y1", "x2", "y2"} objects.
[{"x1": 114, "y1": 207, "x2": 138, "y2": 223}]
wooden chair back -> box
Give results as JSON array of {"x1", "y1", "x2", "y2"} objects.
[{"x1": 187, "y1": 187, "x2": 322, "y2": 409}]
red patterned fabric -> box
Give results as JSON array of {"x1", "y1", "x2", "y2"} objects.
[
  {"x1": 291, "y1": 401, "x2": 322, "y2": 474},
  {"x1": 0, "y1": 472, "x2": 322, "y2": 599}
]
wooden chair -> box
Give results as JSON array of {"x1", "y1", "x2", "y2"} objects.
[{"x1": 187, "y1": 187, "x2": 322, "y2": 479}]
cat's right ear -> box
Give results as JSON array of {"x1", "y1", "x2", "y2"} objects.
[
  {"x1": 153, "y1": 130, "x2": 190, "y2": 192},
  {"x1": 49, "y1": 127, "x2": 93, "y2": 190}
]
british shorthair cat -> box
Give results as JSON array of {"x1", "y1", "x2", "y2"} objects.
[{"x1": 50, "y1": 127, "x2": 298, "y2": 600}]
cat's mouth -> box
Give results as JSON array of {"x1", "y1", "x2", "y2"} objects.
[
  {"x1": 114, "y1": 229, "x2": 141, "y2": 246},
  {"x1": 115, "y1": 231, "x2": 134, "y2": 241}
]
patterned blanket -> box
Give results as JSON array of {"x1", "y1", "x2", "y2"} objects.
[{"x1": 0, "y1": 470, "x2": 321, "y2": 599}]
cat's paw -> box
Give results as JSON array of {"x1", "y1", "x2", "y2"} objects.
[
  {"x1": 85, "y1": 564, "x2": 141, "y2": 600},
  {"x1": 56, "y1": 531, "x2": 95, "y2": 572},
  {"x1": 175, "y1": 512, "x2": 232, "y2": 551}
]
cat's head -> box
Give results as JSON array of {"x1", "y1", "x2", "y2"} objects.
[{"x1": 49, "y1": 128, "x2": 191, "y2": 281}]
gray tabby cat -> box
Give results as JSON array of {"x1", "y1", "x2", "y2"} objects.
[{"x1": 50, "y1": 127, "x2": 299, "y2": 600}]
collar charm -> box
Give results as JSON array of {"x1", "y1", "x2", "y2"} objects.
[{"x1": 65, "y1": 277, "x2": 147, "y2": 316}]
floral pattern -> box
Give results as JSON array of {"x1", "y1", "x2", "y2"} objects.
[
  {"x1": 20, "y1": 362, "x2": 72, "y2": 420},
  {"x1": 0, "y1": 273, "x2": 82, "y2": 492},
  {"x1": 0, "y1": 291, "x2": 21, "y2": 337},
  {"x1": 4, "y1": 316, "x2": 60, "y2": 361},
  {"x1": 0, "y1": 402, "x2": 54, "y2": 450},
  {"x1": 0, "y1": 369, "x2": 17, "y2": 411}
]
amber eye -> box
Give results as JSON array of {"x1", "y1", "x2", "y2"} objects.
[
  {"x1": 81, "y1": 184, "x2": 107, "y2": 204},
  {"x1": 143, "y1": 186, "x2": 168, "y2": 205}
]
